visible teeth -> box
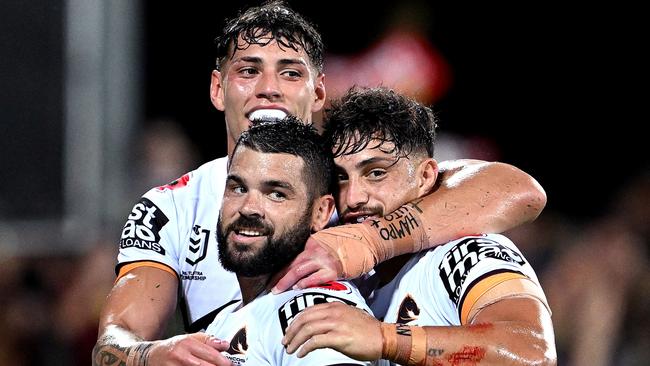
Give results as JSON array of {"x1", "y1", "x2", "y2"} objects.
[
  {"x1": 238, "y1": 230, "x2": 264, "y2": 237},
  {"x1": 356, "y1": 216, "x2": 369, "y2": 223},
  {"x1": 249, "y1": 109, "x2": 287, "y2": 121}
]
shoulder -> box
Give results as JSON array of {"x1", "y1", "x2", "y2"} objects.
[
  {"x1": 141, "y1": 157, "x2": 228, "y2": 203},
  {"x1": 271, "y1": 281, "x2": 368, "y2": 332}
]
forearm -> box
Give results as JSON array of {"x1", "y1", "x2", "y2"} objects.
[
  {"x1": 426, "y1": 160, "x2": 547, "y2": 239},
  {"x1": 381, "y1": 322, "x2": 555, "y2": 366},
  {"x1": 93, "y1": 325, "x2": 154, "y2": 366},
  {"x1": 365, "y1": 161, "x2": 547, "y2": 260},
  {"x1": 301, "y1": 161, "x2": 546, "y2": 279}
]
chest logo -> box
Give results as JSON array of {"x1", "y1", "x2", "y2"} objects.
[
  {"x1": 396, "y1": 294, "x2": 420, "y2": 324},
  {"x1": 185, "y1": 224, "x2": 210, "y2": 265}
]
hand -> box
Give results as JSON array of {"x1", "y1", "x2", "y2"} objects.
[
  {"x1": 272, "y1": 237, "x2": 343, "y2": 293},
  {"x1": 281, "y1": 302, "x2": 383, "y2": 361},
  {"x1": 147, "y1": 333, "x2": 233, "y2": 366}
]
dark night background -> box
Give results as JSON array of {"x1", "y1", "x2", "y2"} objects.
[
  {"x1": 0, "y1": 2, "x2": 648, "y2": 364},
  {"x1": 143, "y1": 1, "x2": 646, "y2": 220}
]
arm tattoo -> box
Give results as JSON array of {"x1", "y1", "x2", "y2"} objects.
[
  {"x1": 373, "y1": 199, "x2": 424, "y2": 241},
  {"x1": 92, "y1": 334, "x2": 153, "y2": 366}
]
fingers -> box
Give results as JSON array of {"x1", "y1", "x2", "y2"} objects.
[
  {"x1": 272, "y1": 240, "x2": 344, "y2": 293},
  {"x1": 282, "y1": 303, "x2": 337, "y2": 353},
  {"x1": 282, "y1": 303, "x2": 384, "y2": 361},
  {"x1": 292, "y1": 267, "x2": 337, "y2": 291},
  {"x1": 272, "y1": 255, "x2": 318, "y2": 294},
  {"x1": 162, "y1": 333, "x2": 233, "y2": 366},
  {"x1": 296, "y1": 334, "x2": 337, "y2": 358}
]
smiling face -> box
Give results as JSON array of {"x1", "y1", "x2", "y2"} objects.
[
  {"x1": 334, "y1": 140, "x2": 435, "y2": 225},
  {"x1": 217, "y1": 146, "x2": 318, "y2": 277},
  {"x1": 211, "y1": 36, "x2": 326, "y2": 155}
]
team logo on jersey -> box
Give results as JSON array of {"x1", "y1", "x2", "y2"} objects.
[
  {"x1": 120, "y1": 198, "x2": 168, "y2": 254},
  {"x1": 306, "y1": 281, "x2": 351, "y2": 293},
  {"x1": 278, "y1": 292, "x2": 359, "y2": 334},
  {"x1": 396, "y1": 294, "x2": 420, "y2": 324},
  {"x1": 185, "y1": 224, "x2": 210, "y2": 265},
  {"x1": 223, "y1": 327, "x2": 247, "y2": 365},
  {"x1": 155, "y1": 173, "x2": 191, "y2": 191},
  {"x1": 438, "y1": 237, "x2": 526, "y2": 304}
]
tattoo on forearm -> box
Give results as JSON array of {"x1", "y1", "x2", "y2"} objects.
[
  {"x1": 396, "y1": 324, "x2": 412, "y2": 336},
  {"x1": 128, "y1": 343, "x2": 154, "y2": 366},
  {"x1": 92, "y1": 344, "x2": 127, "y2": 366},
  {"x1": 93, "y1": 335, "x2": 153, "y2": 366},
  {"x1": 371, "y1": 200, "x2": 424, "y2": 241}
]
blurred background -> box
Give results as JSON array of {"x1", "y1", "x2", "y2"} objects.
[{"x1": 0, "y1": 1, "x2": 647, "y2": 365}]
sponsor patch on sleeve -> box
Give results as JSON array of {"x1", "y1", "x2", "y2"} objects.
[
  {"x1": 120, "y1": 198, "x2": 169, "y2": 255},
  {"x1": 306, "y1": 281, "x2": 351, "y2": 293},
  {"x1": 156, "y1": 173, "x2": 191, "y2": 191},
  {"x1": 438, "y1": 236, "x2": 526, "y2": 304},
  {"x1": 278, "y1": 292, "x2": 359, "y2": 334}
]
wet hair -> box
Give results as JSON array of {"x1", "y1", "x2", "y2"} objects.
[
  {"x1": 324, "y1": 87, "x2": 438, "y2": 159},
  {"x1": 233, "y1": 116, "x2": 334, "y2": 198},
  {"x1": 215, "y1": 0, "x2": 324, "y2": 72}
]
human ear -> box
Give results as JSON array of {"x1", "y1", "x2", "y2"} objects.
[
  {"x1": 210, "y1": 70, "x2": 226, "y2": 111},
  {"x1": 417, "y1": 158, "x2": 439, "y2": 196},
  {"x1": 311, "y1": 194, "x2": 335, "y2": 232}
]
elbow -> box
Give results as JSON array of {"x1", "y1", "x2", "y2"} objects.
[
  {"x1": 497, "y1": 162, "x2": 547, "y2": 224},
  {"x1": 522, "y1": 175, "x2": 547, "y2": 223}
]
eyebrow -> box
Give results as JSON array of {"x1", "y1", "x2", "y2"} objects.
[
  {"x1": 337, "y1": 156, "x2": 398, "y2": 171},
  {"x1": 228, "y1": 174, "x2": 296, "y2": 192},
  {"x1": 226, "y1": 174, "x2": 245, "y2": 186},
  {"x1": 233, "y1": 56, "x2": 308, "y2": 68}
]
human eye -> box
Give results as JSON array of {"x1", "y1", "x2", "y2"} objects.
[
  {"x1": 268, "y1": 191, "x2": 287, "y2": 201},
  {"x1": 226, "y1": 181, "x2": 247, "y2": 195},
  {"x1": 366, "y1": 169, "x2": 387, "y2": 180},
  {"x1": 281, "y1": 69, "x2": 303, "y2": 80},
  {"x1": 238, "y1": 67, "x2": 259, "y2": 77},
  {"x1": 336, "y1": 172, "x2": 349, "y2": 183}
]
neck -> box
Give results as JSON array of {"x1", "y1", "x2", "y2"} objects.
[
  {"x1": 227, "y1": 139, "x2": 236, "y2": 157},
  {"x1": 237, "y1": 274, "x2": 272, "y2": 304}
]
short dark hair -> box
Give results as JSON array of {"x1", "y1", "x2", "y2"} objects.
[
  {"x1": 215, "y1": 0, "x2": 324, "y2": 72},
  {"x1": 324, "y1": 87, "x2": 438, "y2": 159},
  {"x1": 233, "y1": 116, "x2": 333, "y2": 198}
]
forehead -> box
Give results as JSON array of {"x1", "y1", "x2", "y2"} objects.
[
  {"x1": 224, "y1": 35, "x2": 314, "y2": 68},
  {"x1": 334, "y1": 136, "x2": 398, "y2": 162},
  {"x1": 334, "y1": 139, "x2": 400, "y2": 168},
  {"x1": 230, "y1": 147, "x2": 307, "y2": 186}
]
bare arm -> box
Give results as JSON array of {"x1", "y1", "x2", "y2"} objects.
[
  {"x1": 273, "y1": 160, "x2": 546, "y2": 291},
  {"x1": 428, "y1": 159, "x2": 546, "y2": 240},
  {"x1": 282, "y1": 294, "x2": 556, "y2": 365},
  {"x1": 93, "y1": 266, "x2": 232, "y2": 366}
]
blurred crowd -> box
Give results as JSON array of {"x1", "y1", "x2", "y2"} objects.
[{"x1": 0, "y1": 121, "x2": 647, "y2": 365}]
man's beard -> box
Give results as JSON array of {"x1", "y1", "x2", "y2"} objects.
[{"x1": 216, "y1": 211, "x2": 312, "y2": 277}]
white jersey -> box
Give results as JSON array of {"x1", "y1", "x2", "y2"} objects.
[
  {"x1": 370, "y1": 234, "x2": 547, "y2": 327},
  {"x1": 205, "y1": 281, "x2": 374, "y2": 366},
  {"x1": 117, "y1": 157, "x2": 241, "y2": 332},
  {"x1": 370, "y1": 234, "x2": 547, "y2": 366}
]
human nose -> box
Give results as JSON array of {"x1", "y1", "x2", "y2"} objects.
[
  {"x1": 255, "y1": 71, "x2": 282, "y2": 100},
  {"x1": 343, "y1": 179, "x2": 369, "y2": 210},
  {"x1": 239, "y1": 191, "x2": 265, "y2": 218}
]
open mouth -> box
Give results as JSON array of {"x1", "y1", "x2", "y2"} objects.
[
  {"x1": 343, "y1": 213, "x2": 379, "y2": 225},
  {"x1": 235, "y1": 229, "x2": 267, "y2": 237},
  {"x1": 248, "y1": 109, "x2": 287, "y2": 122}
]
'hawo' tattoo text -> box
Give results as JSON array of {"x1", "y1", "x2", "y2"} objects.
[{"x1": 370, "y1": 200, "x2": 423, "y2": 241}]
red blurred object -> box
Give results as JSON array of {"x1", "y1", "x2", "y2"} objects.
[{"x1": 325, "y1": 30, "x2": 452, "y2": 105}]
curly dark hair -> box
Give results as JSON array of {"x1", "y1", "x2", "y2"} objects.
[
  {"x1": 215, "y1": 0, "x2": 324, "y2": 72},
  {"x1": 324, "y1": 87, "x2": 438, "y2": 159},
  {"x1": 233, "y1": 116, "x2": 334, "y2": 198}
]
